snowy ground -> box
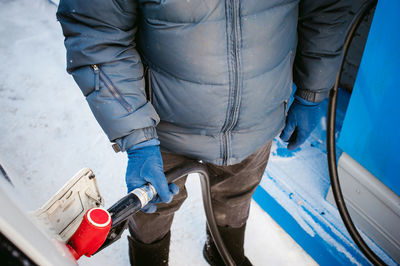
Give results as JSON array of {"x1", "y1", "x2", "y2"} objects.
[{"x1": 0, "y1": 1, "x2": 316, "y2": 265}]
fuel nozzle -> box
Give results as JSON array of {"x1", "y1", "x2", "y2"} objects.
[{"x1": 66, "y1": 207, "x2": 111, "y2": 260}]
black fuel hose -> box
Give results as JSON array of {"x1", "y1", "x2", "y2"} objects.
[
  {"x1": 164, "y1": 161, "x2": 236, "y2": 266},
  {"x1": 327, "y1": 0, "x2": 385, "y2": 265}
]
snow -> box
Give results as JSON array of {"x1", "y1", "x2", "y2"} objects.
[
  {"x1": 261, "y1": 137, "x2": 396, "y2": 265},
  {"x1": 0, "y1": 0, "x2": 316, "y2": 265}
]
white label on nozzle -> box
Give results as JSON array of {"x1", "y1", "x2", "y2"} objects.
[{"x1": 131, "y1": 184, "x2": 156, "y2": 208}]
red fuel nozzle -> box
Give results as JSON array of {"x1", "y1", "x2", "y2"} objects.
[{"x1": 66, "y1": 208, "x2": 112, "y2": 260}]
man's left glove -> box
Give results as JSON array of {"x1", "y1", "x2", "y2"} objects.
[
  {"x1": 125, "y1": 141, "x2": 179, "y2": 213},
  {"x1": 280, "y1": 96, "x2": 324, "y2": 150}
]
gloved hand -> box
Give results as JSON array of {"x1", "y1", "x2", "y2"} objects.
[
  {"x1": 125, "y1": 141, "x2": 179, "y2": 213},
  {"x1": 280, "y1": 96, "x2": 324, "y2": 150}
]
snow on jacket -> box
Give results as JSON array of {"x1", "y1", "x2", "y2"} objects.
[{"x1": 57, "y1": 0, "x2": 355, "y2": 165}]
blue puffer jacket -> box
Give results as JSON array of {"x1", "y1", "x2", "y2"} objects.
[{"x1": 57, "y1": 0, "x2": 354, "y2": 165}]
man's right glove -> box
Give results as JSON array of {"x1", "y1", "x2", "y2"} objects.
[{"x1": 125, "y1": 140, "x2": 179, "y2": 213}]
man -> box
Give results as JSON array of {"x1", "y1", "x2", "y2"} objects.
[{"x1": 57, "y1": 0, "x2": 356, "y2": 265}]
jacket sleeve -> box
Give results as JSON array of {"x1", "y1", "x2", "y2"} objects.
[
  {"x1": 293, "y1": 0, "x2": 356, "y2": 102},
  {"x1": 57, "y1": 0, "x2": 159, "y2": 152}
]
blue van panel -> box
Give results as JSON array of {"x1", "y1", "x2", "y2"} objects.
[{"x1": 338, "y1": 0, "x2": 400, "y2": 196}]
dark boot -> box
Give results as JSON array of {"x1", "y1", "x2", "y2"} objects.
[
  {"x1": 203, "y1": 224, "x2": 252, "y2": 266},
  {"x1": 128, "y1": 231, "x2": 170, "y2": 266}
]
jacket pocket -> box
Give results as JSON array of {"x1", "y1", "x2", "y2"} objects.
[{"x1": 91, "y1": 64, "x2": 134, "y2": 113}]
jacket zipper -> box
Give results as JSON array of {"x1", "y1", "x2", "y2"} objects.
[
  {"x1": 144, "y1": 65, "x2": 153, "y2": 104},
  {"x1": 92, "y1": 65, "x2": 134, "y2": 113},
  {"x1": 221, "y1": 0, "x2": 241, "y2": 165}
]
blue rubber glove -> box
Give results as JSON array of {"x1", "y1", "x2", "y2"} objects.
[
  {"x1": 280, "y1": 96, "x2": 324, "y2": 150},
  {"x1": 125, "y1": 140, "x2": 179, "y2": 213}
]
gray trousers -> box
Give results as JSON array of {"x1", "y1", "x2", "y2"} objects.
[{"x1": 129, "y1": 141, "x2": 272, "y2": 244}]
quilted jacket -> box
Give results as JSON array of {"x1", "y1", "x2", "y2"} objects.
[{"x1": 57, "y1": 0, "x2": 355, "y2": 165}]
